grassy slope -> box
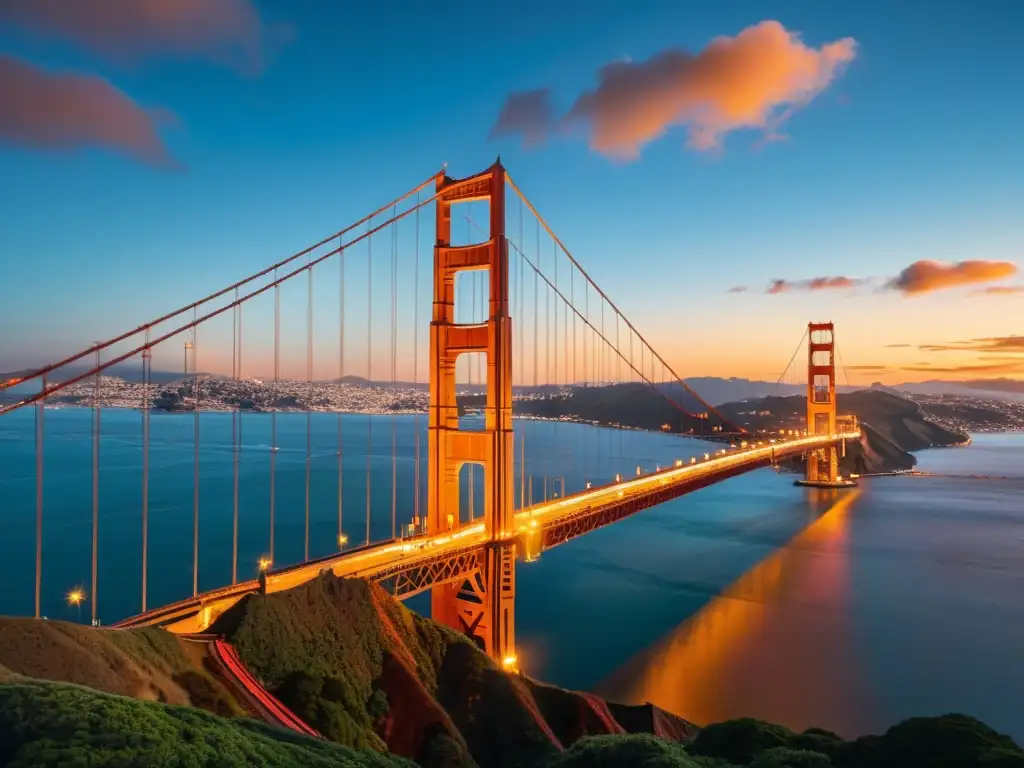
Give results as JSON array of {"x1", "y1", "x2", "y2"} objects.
[
  {"x1": 0, "y1": 617, "x2": 245, "y2": 716},
  {"x1": 0, "y1": 680, "x2": 412, "y2": 768},
  {"x1": 212, "y1": 575, "x2": 659, "y2": 768}
]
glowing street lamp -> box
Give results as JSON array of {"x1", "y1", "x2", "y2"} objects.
[
  {"x1": 66, "y1": 588, "x2": 85, "y2": 622},
  {"x1": 258, "y1": 557, "x2": 272, "y2": 573},
  {"x1": 338, "y1": 533, "x2": 349, "y2": 549}
]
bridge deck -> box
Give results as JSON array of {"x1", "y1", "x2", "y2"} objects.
[{"x1": 113, "y1": 433, "x2": 856, "y2": 633}]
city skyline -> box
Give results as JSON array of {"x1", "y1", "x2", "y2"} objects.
[{"x1": 1, "y1": 1, "x2": 1022, "y2": 386}]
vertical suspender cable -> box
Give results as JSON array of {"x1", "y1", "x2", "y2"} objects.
[
  {"x1": 34, "y1": 373, "x2": 45, "y2": 618},
  {"x1": 232, "y1": 290, "x2": 239, "y2": 584},
  {"x1": 413, "y1": 193, "x2": 421, "y2": 531},
  {"x1": 141, "y1": 332, "x2": 150, "y2": 612},
  {"x1": 271, "y1": 272, "x2": 279, "y2": 563},
  {"x1": 517, "y1": 201, "x2": 525, "y2": 511},
  {"x1": 366, "y1": 220, "x2": 373, "y2": 545},
  {"x1": 192, "y1": 311, "x2": 200, "y2": 597},
  {"x1": 305, "y1": 257, "x2": 313, "y2": 562},
  {"x1": 91, "y1": 345, "x2": 100, "y2": 624},
  {"x1": 338, "y1": 239, "x2": 345, "y2": 546},
  {"x1": 390, "y1": 206, "x2": 397, "y2": 538}
]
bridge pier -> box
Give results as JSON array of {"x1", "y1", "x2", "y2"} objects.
[{"x1": 428, "y1": 161, "x2": 517, "y2": 665}]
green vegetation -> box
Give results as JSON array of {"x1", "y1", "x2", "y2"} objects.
[
  {"x1": 0, "y1": 680, "x2": 412, "y2": 767},
  {"x1": 3, "y1": 578, "x2": 1021, "y2": 768}
]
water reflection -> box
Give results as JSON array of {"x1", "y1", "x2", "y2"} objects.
[{"x1": 598, "y1": 488, "x2": 874, "y2": 737}]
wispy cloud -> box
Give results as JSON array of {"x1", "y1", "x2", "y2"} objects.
[
  {"x1": 490, "y1": 20, "x2": 856, "y2": 158},
  {"x1": 899, "y1": 361, "x2": 1024, "y2": 374},
  {"x1": 727, "y1": 286, "x2": 749, "y2": 294},
  {"x1": 973, "y1": 285, "x2": 1024, "y2": 295},
  {"x1": 766, "y1": 276, "x2": 862, "y2": 294},
  {"x1": 918, "y1": 336, "x2": 1024, "y2": 354},
  {"x1": 0, "y1": 54, "x2": 176, "y2": 167},
  {"x1": 883, "y1": 343, "x2": 912, "y2": 349},
  {"x1": 0, "y1": 0, "x2": 280, "y2": 73},
  {"x1": 887, "y1": 260, "x2": 1018, "y2": 295}
]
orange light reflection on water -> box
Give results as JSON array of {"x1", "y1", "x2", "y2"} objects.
[{"x1": 597, "y1": 489, "x2": 874, "y2": 737}]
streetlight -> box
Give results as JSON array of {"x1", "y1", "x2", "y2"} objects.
[
  {"x1": 66, "y1": 588, "x2": 85, "y2": 623},
  {"x1": 258, "y1": 556, "x2": 272, "y2": 572},
  {"x1": 338, "y1": 533, "x2": 349, "y2": 549}
]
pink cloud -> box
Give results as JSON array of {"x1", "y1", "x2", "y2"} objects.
[
  {"x1": 766, "y1": 276, "x2": 861, "y2": 294},
  {"x1": 490, "y1": 20, "x2": 856, "y2": 158},
  {"x1": 0, "y1": 54, "x2": 176, "y2": 168},
  {"x1": 0, "y1": 0, "x2": 273, "y2": 73}
]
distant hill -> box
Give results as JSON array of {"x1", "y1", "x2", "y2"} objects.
[
  {"x1": 715, "y1": 389, "x2": 969, "y2": 474},
  {"x1": 893, "y1": 378, "x2": 1024, "y2": 401}
]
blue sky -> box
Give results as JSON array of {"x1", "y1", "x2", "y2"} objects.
[{"x1": 1, "y1": 1, "x2": 1022, "y2": 384}]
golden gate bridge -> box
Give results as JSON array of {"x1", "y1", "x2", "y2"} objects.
[{"x1": 0, "y1": 160, "x2": 858, "y2": 667}]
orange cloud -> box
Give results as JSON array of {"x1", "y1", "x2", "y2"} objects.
[
  {"x1": 887, "y1": 260, "x2": 1018, "y2": 295},
  {"x1": 490, "y1": 20, "x2": 856, "y2": 158},
  {"x1": 766, "y1": 276, "x2": 861, "y2": 294},
  {"x1": 0, "y1": 0, "x2": 272, "y2": 72},
  {"x1": 0, "y1": 54, "x2": 176, "y2": 167}
]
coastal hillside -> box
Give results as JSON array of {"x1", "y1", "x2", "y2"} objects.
[
  {"x1": 209, "y1": 574, "x2": 697, "y2": 768},
  {"x1": 1, "y1": 577, "x2": 1022, "y2": 766},
  {"x1": 0, "y1": 617, "x2": 246, "y2": 717}
]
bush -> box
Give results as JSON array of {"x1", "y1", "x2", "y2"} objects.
[
  {"x1": 690, "y1": 718, "x2": 795, "y2": 765},
  {"x1": 546, "y1": 733, "x2": 700, "y2": 767},
  {"x1": 751, "y1": 747, "x2": 832, "y2": 768},
  {"x1": 0, "y1": 680, "x2": 412, "y2": 767}
]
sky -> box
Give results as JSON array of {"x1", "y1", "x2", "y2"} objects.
[{"x1": 1, "y1": 0, "x2": 1022, "y2": 387}]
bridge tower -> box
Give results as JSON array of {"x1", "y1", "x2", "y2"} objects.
[
  {"x1": 427, "y1": 160, "x2": 516, "y2": 665},
  {"x1": 805, "y1": 322, "x2": 839, "y2": 483}
]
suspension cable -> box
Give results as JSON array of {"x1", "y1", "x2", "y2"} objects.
[
  {"x1": 1, "y1": 171, "x2": 445, "y2": 392},
  {"x1": 505, "y1": 173, "x2": 740, "y2": 432}
]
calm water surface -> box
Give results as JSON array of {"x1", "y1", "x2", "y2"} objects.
[{"x1": 1, "y1": 409, "x2": 1021, "y2": 739}]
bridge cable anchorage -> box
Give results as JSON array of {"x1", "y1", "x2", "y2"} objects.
[
  {"x1": 504, "y1": 172, "x2": 741, "y2": 434},
  {"x1": 0, "y1": 171, "x2": 444, "y2": 396}
]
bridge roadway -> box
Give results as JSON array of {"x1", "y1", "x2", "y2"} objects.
[{"x1": 113, "y1": 432, "x2": 856, "y2": 634}]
